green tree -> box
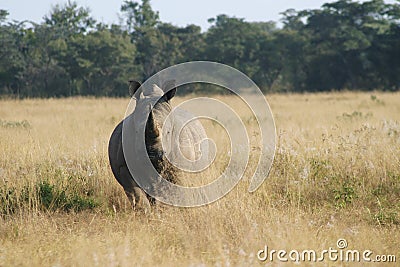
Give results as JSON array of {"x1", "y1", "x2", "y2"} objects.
[
  {"x1": 0, "y1": 10, "x2": 26, "y2": 96},
  {"x1": 44, "y1": 1, "x2": 95, "y2": 36},
  {"x1": 121, "y1": 0, "x2": 161, "y2": 78},
  {"x1": 17, "y1": 23, "x2": 70, "y2": 97},
  {"x1": 205, "y1": 15, "x2": 283, "y2": 92},
  {"x1": 289, "y1": 0, "x2": 400, "y2": 91},
  {"x1": 65, "y1": 27, "x2": 137, "y2": 96},
  {"x1": 1, "y1": 0, "x2": 400, "y2": 97},
  {"x1": 13, "y1": 1, "x2": 97, "y2": 97}
]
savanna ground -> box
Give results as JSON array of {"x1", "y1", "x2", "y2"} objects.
[{"x1": 0, "y1": 92, "x2": 399, "y2": 266}]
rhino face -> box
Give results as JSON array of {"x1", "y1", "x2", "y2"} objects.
[{"x1": 131, "y1": 84, "x2": 176, "y2": 174}]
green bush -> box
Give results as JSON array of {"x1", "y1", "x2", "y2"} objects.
[{"x1": 37, "y1": 181, "x2": 98, "y2": 212}]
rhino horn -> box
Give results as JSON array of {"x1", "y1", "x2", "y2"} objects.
[{"x1": 147, "y1": 108, "x2": 160, "y2": 138}]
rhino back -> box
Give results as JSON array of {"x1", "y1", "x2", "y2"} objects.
[{"x1": 170, "y1": 108, "x2": 208, "y2": 162}]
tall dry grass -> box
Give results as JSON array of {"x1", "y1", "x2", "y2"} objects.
[{"x1": 0, "y1": 92, "x2": 399, "y2": 266}]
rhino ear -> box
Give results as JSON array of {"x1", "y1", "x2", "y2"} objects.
[
  {"x1": 147, "y1": 109, "x2": 160, "y2": 137},
  {"x1": 129, "y1": 80, "x2": 141, "y2": 98},
  {"x1": 162, "y1": 80, "x2": 176, "y2": 101}
]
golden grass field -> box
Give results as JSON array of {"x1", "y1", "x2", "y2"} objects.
[{"x1": 0, "y1": 92, "x2": 399, "y2": 266}]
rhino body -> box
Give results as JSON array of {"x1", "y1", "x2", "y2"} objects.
[{"x1": 108, "y1": 81, "x2": 208, "y2": 211}]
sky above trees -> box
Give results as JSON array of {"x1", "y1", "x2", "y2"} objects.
[{"x1": 4, "y1": 0, "x2": 397, "y2": 30}]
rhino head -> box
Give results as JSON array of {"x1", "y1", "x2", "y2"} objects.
[{"x1": 130, "y1": 80, "x2": 177, "y2": 182}]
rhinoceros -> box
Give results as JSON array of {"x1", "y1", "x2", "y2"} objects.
[{"x1": 108, "y1": 80, "x2": 208, "y2": 211}]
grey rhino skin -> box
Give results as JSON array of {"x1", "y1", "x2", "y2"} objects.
[{"x1": 108, "y1": 80, "x2": 207, "y2": 211}]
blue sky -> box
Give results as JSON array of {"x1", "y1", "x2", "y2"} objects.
[{"x1": 3, "y1": 0, "x2": 397, "y2": 30}]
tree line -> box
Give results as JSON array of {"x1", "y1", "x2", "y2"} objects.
[{"x1": 0, "y1": 0, "x2": 399, "y2": 97}]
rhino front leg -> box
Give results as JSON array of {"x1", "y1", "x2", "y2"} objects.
[
  {"x1": 119, "y1": 166, "x2": 151, "y2": 212},
  {"x1": 125, "y1": 187, "x2": 151, "y2": 213}
]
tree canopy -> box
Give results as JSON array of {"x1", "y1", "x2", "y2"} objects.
[{"x1": 0, "y1": 0, "x2": 399, "y2": 97}]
